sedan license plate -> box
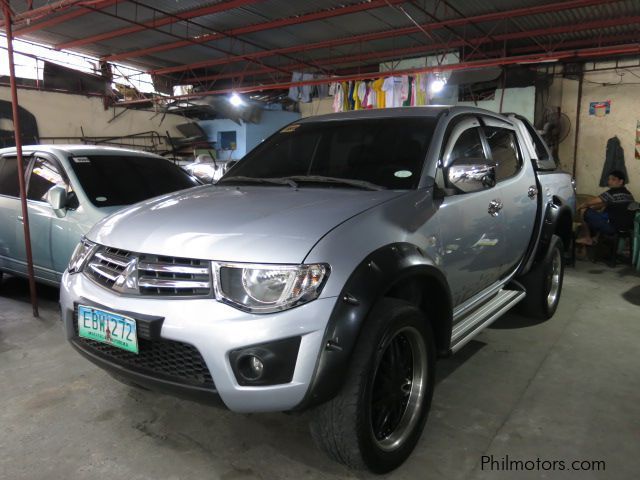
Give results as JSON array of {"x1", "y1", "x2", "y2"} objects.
[{"x1": 77, "y1": 305, "x2": 138, "y2": 354}]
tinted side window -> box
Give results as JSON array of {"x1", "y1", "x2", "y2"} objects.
[
  {"x1": 450, "y1": 128, "x2": 487, "y2": 163},
  {"x1": 484, "y1": 127, "x2": 521, "y2": 181},
  {"x1": 0, "y1": 157, "x2": 20, "y2": 197},
  {"x1": 28, "y1": 157, "x2": 69, "y2": 201}
]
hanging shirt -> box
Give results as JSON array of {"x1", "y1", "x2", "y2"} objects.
[
  {"x1": 354, "y1": 81, "x2": 362, "y2": 110},
  {"x1": 357, "y1": 81, "x2": 368, "y2": 108},
  {"x1": 415, "y1": 74, "x2": 427, "y2": 106},
  {"x1": 300, "y1": 73, "x2": 314, "y2": 103},
  {"x1": 341, "y1": 82, "x2": 350, "y2": 111},
  {"x1": 382, "y1": 76, "x2": 404, "y2": 108},
  {"x1": 288, "y1": 72, "x2": 303, "y2": 101},
  {"x1": 332, "y1": 83, "x2": 344, "y2": 112},
  {"x1": 403, "y1": 76, "x2": 413, "y2": 107},
  {"x1": 372, "y1": 78, "x2": 385, "y2": 108},
  {"x1": 347, "y1": 81, "x2": 356, "y2": 110},
  {"x1": 366, "y1": 82, "x2": 376, "y2": 109}
]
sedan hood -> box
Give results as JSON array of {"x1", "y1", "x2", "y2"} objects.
[{"x1": 87, "y1": 185, "x2": 405, "y2": 263}]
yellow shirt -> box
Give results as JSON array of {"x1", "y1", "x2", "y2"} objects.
[{"x1": 372, "y1": 78, "x2": 385, "y2": 108}]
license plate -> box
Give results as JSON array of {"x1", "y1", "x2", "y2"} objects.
[{"x1": 77, "y1": 305, "x2": 138, "y2": 354}]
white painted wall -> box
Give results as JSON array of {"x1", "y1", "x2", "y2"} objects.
[
  {"x1": 458, "y1": 86, "x2": 536, "y2": 124},
  {"x1": 198, "y1": 118, "x2": 247, "y2": 160},
  {"x1": 0, "y1": 86, "x2": 188, "y2": 144},
  {"x1": 198, "y1": 110, "x2": 300, "y2": 160},
  {"x1": 550, "y1": 59, "x2": 640, "y2": 199}
]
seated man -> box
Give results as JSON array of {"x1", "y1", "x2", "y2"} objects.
[{"x1": 577, "y1": 170, "x2": 635, "y2": 245}]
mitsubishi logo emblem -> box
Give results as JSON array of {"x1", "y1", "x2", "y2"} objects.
[{"x1": 112, "y1": 256, "x2": 139, "y2": 293}]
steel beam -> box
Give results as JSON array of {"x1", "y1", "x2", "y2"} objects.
[
  {"x1": 149, "y1": 0, "x2": 620, "y2": 76},
  {"x1": 117, "y1": 43, "x2": 640, "y2": 106},
  {"x1": 184, "y1": 15, "x2": 640, "y2": 84},
  {"x1": 14, "y1": 0, "x2": 120, "y2": 36},
  {"x1": 2, "y1": 2, "x2": 38, "y2": 317},
  {"x1": 55, "y1": 0, "x2": 263, "y2": 50},
  {"x1": 102, "y1": 0, "x2": 407, "y2": 62},
  {"x1": 0, "y1": 0, "x2": 87, "y2": 27}
]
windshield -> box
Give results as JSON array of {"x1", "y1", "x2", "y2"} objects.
[
  {"x1": 68, "y1": 155, "x2": 199, "y2": 207},
  {"x1": 221, "y1": 118, "x2": 437, "y2": 190}
]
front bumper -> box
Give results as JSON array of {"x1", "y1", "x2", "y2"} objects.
[{"x1": 60, "y1": 270, "x2": 336, "y2": 413}]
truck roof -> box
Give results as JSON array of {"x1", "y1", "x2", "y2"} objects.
[
  {"x1": 0, "y1": 144, "x2": 161, "y2": 158},
  {"x1": 298, "y1": 105, "x2": 512, "y2": 123}
]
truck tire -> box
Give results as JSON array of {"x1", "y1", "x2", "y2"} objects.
[
  {"x1": 308, "y1": 298, "x2": 435, "y2": 473},
  {"x1": 518, "y1": 235, "x2": 564, "y2": 319}
]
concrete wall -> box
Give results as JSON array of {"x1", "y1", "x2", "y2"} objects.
[
  {"x1": 550, "y1": 60, "x2": 640, "y2": 199},
  {"x1": 198, "y1": 110, "x2": 300, "y2": 160},
  {"x1": 0, "y1": 86, "x2": 188, "y2": 143},
  {"x1": 458, "y1": 86, "x2": 535, "y2": 124},
  {"x1": 245, "y1": 110, "x2": 300, "y2": 154},
  {"x1": 198, "y1": 118, "x2": 247, "y2": 160}
]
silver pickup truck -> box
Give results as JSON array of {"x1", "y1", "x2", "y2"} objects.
[{"x1": 60, "y1": 106, "x2": 575, "y2": 473}]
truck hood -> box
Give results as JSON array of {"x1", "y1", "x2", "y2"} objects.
[{"x1": 87, "y1": 185, "x2": 406, "y2": 263}]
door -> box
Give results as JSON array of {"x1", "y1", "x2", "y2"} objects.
[
  {"x1": 481, "y1": 119, "x2": 538, "y2": 272},
  {"x1": 0, "y1": 155, "x2": 26, "y2": 274},
  {"x1": 434, "y1": 117, "x2": 507, "y2": 306},
  {"x1": 17, "y1": 155, "x2": 76, "y2": 282}
]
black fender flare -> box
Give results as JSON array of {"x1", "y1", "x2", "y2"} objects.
[
  {"x1": 521, "y1": 196, "x2": 573, "y2": 275},
  {"x1": 537, "y1": 196, "x2": 573, "y2": 259},
  {"x1": 293, "y1": 243, "x2": 452, "y2": 411}
]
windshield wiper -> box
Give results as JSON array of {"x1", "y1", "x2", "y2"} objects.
[
  {"x1": 284, "y1": 175, "x2": 385, "y2": 191},
  {"x1": 218, "y1": 176, "x2": 298, "y2": 188}
]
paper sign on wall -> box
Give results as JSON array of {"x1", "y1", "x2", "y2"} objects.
[{"x1": 589, "y1": 100, "x2": 611, "y2": 116}]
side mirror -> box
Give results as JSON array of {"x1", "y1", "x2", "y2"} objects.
[
  {"x1": 46, "y1": 185, "x2": 68, "y2": 218},
  {"x1": 446, "y1": 157, "x2": 496, "y2": 194}
]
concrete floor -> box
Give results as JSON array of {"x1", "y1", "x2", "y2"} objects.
[{"x1": 1, "y1": 262, "x2": 639, "y2": 480}]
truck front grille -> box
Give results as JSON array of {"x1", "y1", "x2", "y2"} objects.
[
  {"x1": 72, "y1": 315, "x2": 215, "y2": 390},
  {"x1": 85, "y1": 246, "x2": 212, "y2": 297}
]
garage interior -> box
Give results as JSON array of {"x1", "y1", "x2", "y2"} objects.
[{"x1": 1, "y1": 0, "x2": 639, "y2": 478}]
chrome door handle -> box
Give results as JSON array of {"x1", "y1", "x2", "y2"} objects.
[
  {"x1": 17, "y1": 215, "x2": 23, "y2": 223},
  {"x1": 528, "y1": 185, "x2": 538, "y2": 199},
  {"x1": 488, "y1": 200, "x2": 503, "y2": 217}
]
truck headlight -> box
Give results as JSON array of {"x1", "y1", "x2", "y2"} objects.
[
  {"x1": 214, "y1": 263, "x2": 329, "y2": 313},
  {"x1": 68, "y1": 239, "x2": 96, "y2": 274}
]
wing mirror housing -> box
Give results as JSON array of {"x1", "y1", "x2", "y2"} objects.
[
  {"x1": 446, "y1": 157, "x2": 496, "y2": 194},
  {"x1": 47, "y1": 185, "x2": 68, "y2": 218}
]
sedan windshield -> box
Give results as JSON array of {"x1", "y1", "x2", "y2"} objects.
[
  {"x1": 68, "y1": 155, "x2": 199, "y2": 207},
  {"x1": 220, "y1": 117, "x2": 437, "y2": 190}
]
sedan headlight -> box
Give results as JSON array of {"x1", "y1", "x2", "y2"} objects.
[
  {"x1": 215, "y1": 263, "x2": 329, "y2": 313},
  {"x1": 68, "y1": 239, "x2": 96, "y2": 274}
]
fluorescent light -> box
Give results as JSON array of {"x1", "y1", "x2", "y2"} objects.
[
  {"x1": 229, "y1": 92, "x2": 245, "y2": 107},
  {"x1": 430, "y1": 78, "x2": 445, "y2": 93}
]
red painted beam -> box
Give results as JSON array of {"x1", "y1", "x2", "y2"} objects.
[
  {"x1": 150, "y1": 0, "x2": 621, "y2": 76},
  {"x1": 118, "y1": 43, "x2": 640, "y2": 105},
  {"x1": 14, "y1": 0, "x2": 120, "y2": 36},
  {"x1": 185, "y1": 15, "x2": 640, "y2": 83},
  {"x1": 0, "y1": 0, "x2": 85, "y2": 27},
  {"x1": 54, "y1": 0, "x2": 263, "y2": 50},
  {"x1": 102, "y1": 0, "x2": 407, "y2": 62}
]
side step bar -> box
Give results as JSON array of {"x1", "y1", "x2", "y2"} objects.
[{"x1": 450, "y1": 288, "x2": 526, "y2": 353}]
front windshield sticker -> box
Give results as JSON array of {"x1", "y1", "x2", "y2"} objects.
[
  {"x1": 280, "y1": 124, "x2": 300, "y2": 133},
  {"x1": 394, "y1": 170, "x2": 412, "y2": 178},
  {"x1": 72, "y1": 156, "x2": 91, "y2": 164},
  {"x1": 95, "y1": 196, "x2": 107, "y2": 202}
]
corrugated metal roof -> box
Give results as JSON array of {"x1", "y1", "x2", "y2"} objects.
[{"x1": 8, "y1": 0, "x2": 640, "y2": 90}]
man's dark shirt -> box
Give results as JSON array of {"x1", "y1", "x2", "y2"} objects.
[{"x1": 600, "y1": 186, "x2": 635, "y2": 230}]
